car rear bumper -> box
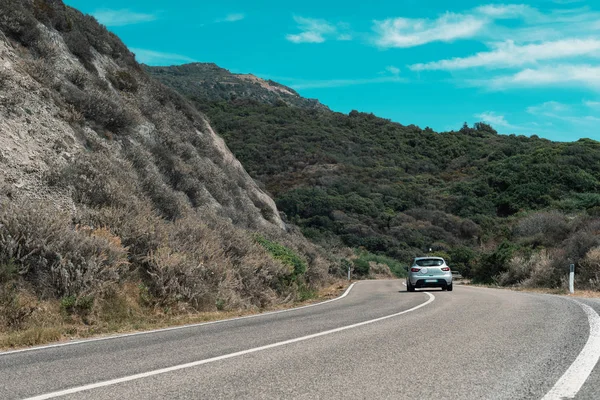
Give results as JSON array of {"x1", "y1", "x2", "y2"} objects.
[{"x1": 408, "y1": 277, "x2": 452, "y2": 288}]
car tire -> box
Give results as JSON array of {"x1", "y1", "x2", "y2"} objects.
[
  {"x1": 407, "y1": 281, "x2": 414, "y2": 292},
  {"x1": 447, "y1": 283, "x2": 453, "y2": 292}
]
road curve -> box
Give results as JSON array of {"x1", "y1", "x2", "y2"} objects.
[{"x1": 1, "y1": 280, "x2": 599, "y2": 400}]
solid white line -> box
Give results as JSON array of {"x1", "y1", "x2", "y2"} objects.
[
  {"x1": 1, "y1": 283, "x2": 356, "y2": 357},
  {"x1": 24, "y1": 291, "x2": 435, "y2": 400},
  {"x1": 542, "y1": 300, "x2": 600, "y2": 400}
]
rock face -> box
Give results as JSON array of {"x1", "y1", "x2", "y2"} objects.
[
  {"x1": 0, "y1": 0, "x2": 334, "y2": 314},
  {"x1": 0, "y1": 1, "x2": 284, "y2": 231}
]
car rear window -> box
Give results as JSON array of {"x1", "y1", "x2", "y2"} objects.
[{"x1": 415, "y1": 259, "x2": 444, "y2": 267}]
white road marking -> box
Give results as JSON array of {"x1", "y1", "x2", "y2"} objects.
[
  {"x1": 24, "y1": 291, "x2": 435, "y2": 400},
  {"x1": 542, "y1": 300, "x2": 600, "y2": 400},
  {"x1": 1, "y1": 283, "x2": 356, "y2": 356}
]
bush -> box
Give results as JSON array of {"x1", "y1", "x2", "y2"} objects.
[
  {"x1": 515, "y1": 211, "x2": 570, "y2": 246},
  {"x1": 472, "y1": 241, "x2": 516, "y2": 284},
  {"x1": 255, "y1": 235, "x2": 307, "y2": 281},
  {"x1": 63, "y1": 29, "x2": 95, "y2": 71},
  {"x1": 0, "y1": 1, "x2": 41, "y2": 47},
  {"x1": 24, "y1": 59, "x2": 54, "y2": 85},
  {"x1": 497, "y1": 250, "x2": 557, "y2": 287},
  {"x1": 107, "y1": 69, "x2": 138, "y2": 93},
  {"x1": 48, "y1": 151, "x2": 139, "y2": 208},
  {"x1": 352, "y1": 258, "x2": 370, "y2": 276},
  {"x1": 66, "y1": 68, "x2": 87, "y2": 89},
  {"x1": 0, "y1": 68, "x2": 10, "y2": 89},
  {"x1": 578, "y1": 247, "x2": 600, "y2": 290},
  {"x1": 63, "y1": 87, "x2": 134, "y2": 132},
  {"x1": 0, "y1": 199, "x2": 129, "y2": 297},
  {"x1": 353, "y1": 250, "x2": 406, "y2": 277}
]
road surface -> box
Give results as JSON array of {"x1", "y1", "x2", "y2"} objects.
[{"x1": 1, "y1": 280, "x2": 599, "y2": 399}]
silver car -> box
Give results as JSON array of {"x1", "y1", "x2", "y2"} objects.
[{"x1": 406, "y1": 257, "x2": 453, "y2": 292}]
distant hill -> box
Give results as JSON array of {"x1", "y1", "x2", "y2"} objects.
[
  {"x1": 149, "y1": 63, "x2": 600, "y2": 286},
  {"x1": 146, "y1": 63, "x2": 328, "y2": 111}
]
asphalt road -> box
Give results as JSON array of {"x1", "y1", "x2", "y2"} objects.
[{"x1": 1, "y1": 280, "x2": 599, "y2": 400}]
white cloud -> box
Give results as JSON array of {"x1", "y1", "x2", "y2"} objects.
[
  {"x1": 93, "y1": 9, "x2": 157, "y2": 27},
  {"x1": 410, "y1": 38, "x2": 600, "y2": 71},
  {"x1": 489, "y1": 65, "x2": 600, "y2": 89},
  {"x1": 475, "y1": 4, "x2": 535, "y2": 19},
  {"x1": 474, "y1": 111, "x2": 511, "y2": 127},
  {"x1": 527, "y1": 101, "x2": 600, "y2": 126},
  {"x1": 584, "y1": 100, "x2": 600, "y2": 108},
  {"x1": 374, "y1": 12, "x2": 486, "y2": 48},
  {"x1": 527, "y1": 101, "x2": 569, "y2": 115},
  {"x1": 216, "y1": 13, "x2": 245, "y2": 23},
  {"x1": 286, "y1": 16, "x2": 346, "y2": 44},
  {"x1": 130, "y1": 48, "x2": 195, "y2": 66},
  {"x1": 385, "y1": 66, "x2": 401, "y2": 75}
]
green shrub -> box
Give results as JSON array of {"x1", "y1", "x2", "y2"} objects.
[
  {"x1": 255, "y1": 235, "x2": 307, "y2": 280},
  {"x1": 353, "y1": 250, "x2": 407, "y2": 277},
  {"x1": 472, "y1": 241, "x2": 516, "y2": 284},
  {"x1": 352, "y1": 258, "x2": 370, "y2": 276},
  {"x1": 0, "y1": 260, "x2": 18, "y2": 284}
]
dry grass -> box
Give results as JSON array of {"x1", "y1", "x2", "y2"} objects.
[{"x1": 0, "y1": 280, "x2": 350, "y2": 350}]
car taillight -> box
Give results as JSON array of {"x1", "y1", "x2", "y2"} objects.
[
  {"x1": 410, "y1": 268, "x2": 420, "y2": 272},
  {"x1": 442, "y1": 267, "x2": 450, "y2": 271}
]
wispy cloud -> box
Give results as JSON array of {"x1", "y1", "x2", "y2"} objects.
[
  {"x1": 411, "y1": 38, "x2": 600, "y2": 71},
  {"x1": 489, "y1": 65, "x2": 600, "y2": 90},
  {"x1": 584, "y1": 100, "x2": 600, "y2": 108},
  {"x1": 385, "y1": 66, "x2": 401, "y2": 76},
  {"x1": 527, "y1": 101, "x2": 600, "y2": 125},
  {"x1": 374, "y1": 12, "x2": 487, "y2": 48},
  {"x1": 474, "y1": 4, "x2": 536, "y2": 19},
  {"x1": 93, "y1": 9, "x2": 157, "y2": 27},
  {"x1": 527, "y1": 101, "x2": 570, "y2": 116},
  {"x1": 474, "y1": 111, "x2": 512, "y2": 127},
  {"x1": 130, "y1": 48, "x2": 195, "y2": 66},
  {"x1": 403, "y1": 4, "x2": 600, "y2": 94},
  {"x1": 286, "y1": 16, "x2": 350, "y2": 43},
  {"x1": 215, "y1": 13, "x2": 245, "y2": 23},
  {"x1": 375, "y1": 3, "x2": 600, "y2": 49}
]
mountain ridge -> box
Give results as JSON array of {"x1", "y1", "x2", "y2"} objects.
[{"x1": 145, "y1": 63, "x2": 328, "y2": 111}]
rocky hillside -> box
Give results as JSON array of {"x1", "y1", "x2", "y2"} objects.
[
  {"x1": 146, "y1": 63, "x2": 328, "y2": 111},
  {"x1": 0, "y1": 0, "x2": 337, "y2": 345}
]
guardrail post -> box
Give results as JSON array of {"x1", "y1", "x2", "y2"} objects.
[{"x1": 569, "y1": 264, "x2": 575, "y2": 294}]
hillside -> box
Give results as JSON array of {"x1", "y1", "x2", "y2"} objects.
[
  {"x1": 148, "y1": 64, "x2": 600, "y2": 287},
  {"x1": 147, "y1": 63, "x2": 328, "y2": 111},
  {"x1": 0, "y1": 0, "x2": 341, "y2": 346}
]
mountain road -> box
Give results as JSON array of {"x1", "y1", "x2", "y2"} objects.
[{"x1": 1, "y1": 280, "x2": 599, "y2": 399}]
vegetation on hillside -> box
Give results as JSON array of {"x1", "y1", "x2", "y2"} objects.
[
  {"x1": 0, "y1": 0, "x2": 348, "y2": 347},
  {"x1": 149, "y1": 67, "x2": 600, "y2": 290}
]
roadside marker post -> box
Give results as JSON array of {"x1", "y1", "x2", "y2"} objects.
[
  {"x1": 569, "y1": 264, "x2": 575, "y2": 294},
  {"x1": 348, "y1": 265, "x2": 351, "y2": 281}
]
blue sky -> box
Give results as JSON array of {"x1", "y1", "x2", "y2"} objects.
[{"x1": 64, "y1": 0, "x2": 600, "y2": 142}]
